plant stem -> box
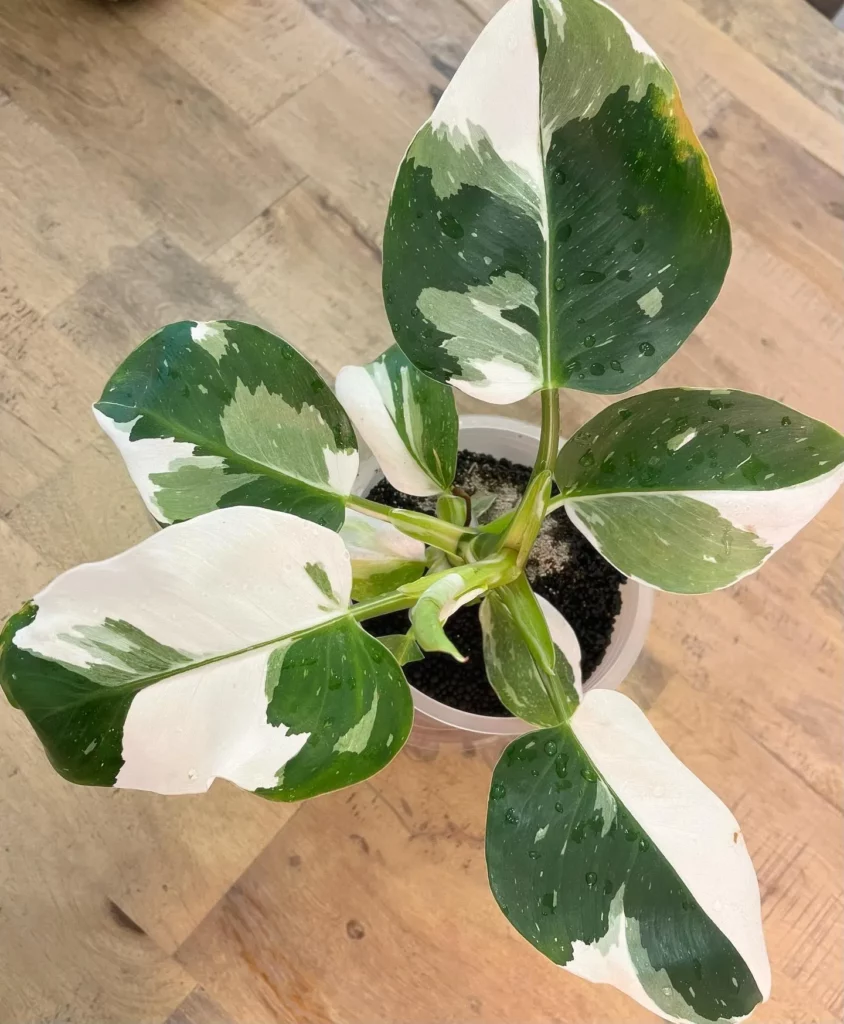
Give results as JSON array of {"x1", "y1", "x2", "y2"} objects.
[
  {"x1": 545, "y1": 493, "x2": 566, "y2": 515},
  {"x1": 345, "y1": 493, "x2": 475, "y2": 554},
  {"x1": 344, "y1": 493, "x2": 396, "y2": 523},
  {"x1": 533, "y1": 387, "x2": 561, "y2": 477},
  {"x1": 351, "y1": 590, "x2": 417, "y2": 622}
]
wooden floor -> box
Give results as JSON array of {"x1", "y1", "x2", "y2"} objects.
[{"x1": 0, "y1": 0, "x2": 842, "y2": 1021}]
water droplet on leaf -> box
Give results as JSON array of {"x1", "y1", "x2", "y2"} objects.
[
  {"x1": 504, "y1": 808, "x2": 519, "y2": 825},
  {"x1": 638, "y1": 341, "x2": 655, "y2": 356},
  {"x1": 631, "y1": 238, "x2": 645, "y2": 253},
  {"x1": 590, "y1": 362, "x2": 605, "y2": 376},
  {"x1": 583, "y1": 334, "x2": 596, "y2": 348},
  {"x1": 740, "y1": 455, "x2": 770, "y2": 484},
  {"x1": 578, "y1": 451, "x2": 595, "y2": 468},
  {"x1": 491, "y1": 782, "x2": 506, "y2": 800},
  {"x1": 438, "y1": 213, "x2": 464, "y2": 239},
  {"x1": 579, "y1": 270, "x2": 606, "y2": 285},
  {"x1": 585, "y1": 871, "x2": 598, "y2": 888},
  {"x1": 544, "y1": 740, "x2": 557, "y2": 757}
]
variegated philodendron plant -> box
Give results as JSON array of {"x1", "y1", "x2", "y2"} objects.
[{"x1": 2, "y1": 0, "x2": 842, "y2": 1020}]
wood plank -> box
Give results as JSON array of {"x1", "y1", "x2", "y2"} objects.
[
  {"x1": 0, "y1": 98, "x2": 150, "y2": 314},
  {"x1": 168, "y1": 988, "x2": 238, "y2": 1024},
  {"x1": 176, "y1": 748, "x2": 662, "y2": 1024},
  {"x1": 679, "y1": 0, "x2": 844, "y2": 124},
  {"x1": 208, "y1": 180, "x2": 391, "y2": 373},
  {"x1": 48, "y1": 232, "x2": 262, "y2": 374},
  {"x1": 0, "y1": 0, "x2": 303, "y2": 259},
  {"x1": 259, "y1": 52, "x2": 429, "y2": 243},
  {"x1": 612, "y1": 0, "x2": 844, "y2": 178},
  {"x1": 700, "y1": 99, "x2": 844, "y2": 296},
  {"x1": 116, "y1": 0, "x2": 351, "y2": 125}
]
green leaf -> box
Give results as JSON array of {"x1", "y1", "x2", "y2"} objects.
[
  {"x1": 405, "y1": 554, "x2": 520, "y2": 661},
  {"x1": 95, "y1": 320, "x2": 358, "y2": 529},
  {"x1": 340, "y1": 510, "x2": 426, "y2": 601},
  {"x1": 336, "y1": 344, "x2": 457, "y2": 496},
  {"x1": 480, "y1": 580, "x2": 581, "y2": 726},
  {"x1": 555, "y1": 388, "x2": 844, "y2": 592},
  {"x1": 378, "y1": 633, "x2": 425, "y2": 666},
  {"x1": 486, "y1": 691, "x2": 770, "y2": 1023},
  {"x1": 469, "y1": 491, "x2": 498, "y2": 525},
  {"x1": 0, "y1": 507, "x2": 412, "y2": 797},
  {"x1": 436, "y1": 492, "x2": 469, "y2": 526},
  {"x1": 382, "y1": 0, "x2": 729, "y2": 405},
  {"x1": 409, "y1": 572, "x2": 478, "y2": 662},
  {"x1": 259, "y1": 620, "x2": 412, "y2": 801}
]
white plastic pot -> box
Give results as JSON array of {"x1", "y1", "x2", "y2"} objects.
[{"x1": 356, "y1": 414, "x2": 653, "y2": 746}]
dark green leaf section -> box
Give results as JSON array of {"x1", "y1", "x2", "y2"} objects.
[
  {"x1": 258, "y1": 619, "x2": 413, "y2": 802},
  {"x1": 377, "y1": 344, "x2": 459, "y2": 490},
  {"x1": 556, "y1": 388, "x2": 844, "y2": 496},
  {"x1": 480, "y1": 587, "x2": 577, "y2": 727},
  {"x1": 486, "y1": 727, "x2": 762, "y2": 1023},
  {"x1": 0, "y1": 604, "x2": 138, "y2": 786},
  {"x1": 538, "y1": 1, "x2": 730, "y2": 393},
  {"x1": 383, "y1": 150, "x2": 543, "y2": 388},
  {"x1": 96, "y1": 320, "x2": 357, "y2": 529}
]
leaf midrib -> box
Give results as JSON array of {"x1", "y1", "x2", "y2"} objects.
[
  {"x1": 96, "y1": 401, "x2": 352, "y2": 504},
  {"x1": 35, "y1": 611, "x2": 357, "y2": 717}
]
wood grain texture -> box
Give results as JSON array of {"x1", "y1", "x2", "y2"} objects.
[{"x1": 0, "y1": 0, "x2": 841, "y2": 1022}]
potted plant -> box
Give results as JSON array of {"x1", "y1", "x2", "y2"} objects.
[{"x1": 2, "y1": 0, "x2": 842, "y2": 1020}]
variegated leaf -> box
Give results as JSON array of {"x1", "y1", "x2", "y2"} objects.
[
  {"x1": 378, "y1": 633, "x2": 425, "y2": 666},
  {"x1": 95, "y1": 320, "x2": 358, "y2": 529},
  {"x1": 409, "y1": 572, "x2": 484, "y2": 662},
  {"x1": 336, "y1": 344, "x2": 458, "y2": 496},
  {"x1": 486, "y1": 690, "x2": 770, "y2": 1024},
  {"x1": 0, "y1": 507, "x2": 412, "y2": 798},
  {"x1": 382, "y1": 0, "x2": 729, "y2": 404},
  {"x1": 340, "y1": 509, "x2": 426, "y2": 601},
  {"x1": 555, "y1": 388, "x2": 844, "y2": 592},
  {"x1": 404, "y1": 550, "x2": 522, "y2": 661},
  {"x1": 480, "y1": 580, "x2": 582, "y2": 726}
]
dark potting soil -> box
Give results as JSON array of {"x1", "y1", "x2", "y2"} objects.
[{"x1": 363, "y1": 449, "x2": 624, "y2": 717}]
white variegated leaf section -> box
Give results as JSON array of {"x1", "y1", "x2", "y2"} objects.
[
  {"x1": 15, "y1": 507, "x2": 352, "y2": 794},
  {"x1": 569, "y1": 690, "x2": 771, "y2": 1017},
  {"x1": 430, "y1": 0, "x2": 543, "y2": 190},
  {"x1": 692, "y1": 464, "x2": 844, "y2": 550},
  {"x1": 93, "y1": 409, "x2": 244, "y2": 524},
  {"x1": 335, "y1": 365, "x2": 439, "y2": 496},
  {"x1": 340, "y1": 510, "x2": 426, "y2": 568}
]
